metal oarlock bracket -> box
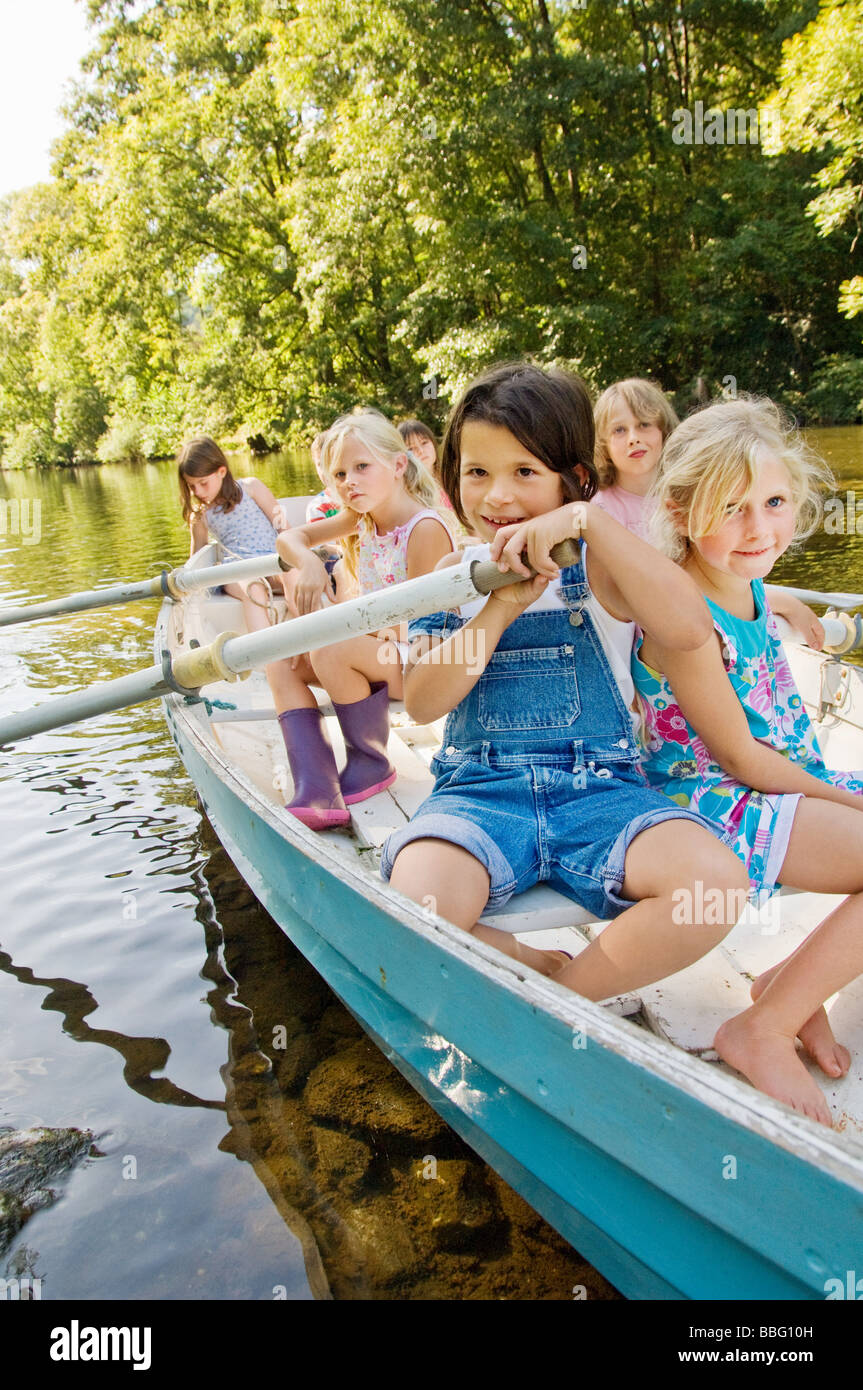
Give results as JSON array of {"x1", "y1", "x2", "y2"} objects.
[
  {"x1": 161, "y1": 568, "x2": 186, "y2": 600},
  {"x1": 160, "y1": 649, "x2": 202, "y2": 697},
  {"x1": 817, "y1": 660, "x2": 851, "y2": 722}
]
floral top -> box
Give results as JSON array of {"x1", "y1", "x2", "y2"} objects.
[
  {"x1": 356, "y1": 508, "x2": 453, "y2": 596},
  {"x1": 205, "y1": 480, "x2": 278, "y2": 560},
  {"x1": 631, "y1": 578, "x2": 863, "y2": 886}
]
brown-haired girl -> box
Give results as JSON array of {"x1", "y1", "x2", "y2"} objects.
[
  {"x1": 177, "y1": 435, "x2": 312, "y2": 739},
  {"x1": 383, "y1": 361, "x2": 749, "y2": 988}
]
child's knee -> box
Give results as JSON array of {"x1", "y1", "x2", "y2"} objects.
[
  {"x1": 706, "y1": 844, "x2": 750, "y2": 906},
  {"x1": 308, "y1": 643, "x2": 337, "y2": 679}
]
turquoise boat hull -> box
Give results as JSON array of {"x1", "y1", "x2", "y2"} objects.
[{"x1": 162, "y1": 693, "x2": 863, "y2": 1302}]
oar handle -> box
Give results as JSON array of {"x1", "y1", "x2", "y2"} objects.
[{"x1": 470, "y1": 538, "x2": 581, "y2": 594}]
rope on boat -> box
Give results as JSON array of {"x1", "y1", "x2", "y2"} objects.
[
  {"x1": 181, "y1": 695, "x2": 238, "y2": 715},
  {"x1": 219, "y1": 543, "x2": 280, "y2": 625}
]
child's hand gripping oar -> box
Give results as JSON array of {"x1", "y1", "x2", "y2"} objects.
[{"x1": 0, "y1": 541, "x2": 580, "y2": 744}]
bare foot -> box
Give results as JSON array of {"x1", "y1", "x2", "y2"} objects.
[
  {"x1": 714, "y1": 1015, "x2": 833, "y2": 1127},
  {"x1": 751, "y1": 965, "x2": 850, "y2": 1079}
]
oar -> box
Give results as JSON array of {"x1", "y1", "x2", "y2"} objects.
[
  {"x1": 773, "y1": 584, "x2": 863, "y2": 612},
  {"x1": 0, "y1": 542, "x2": 578, "y2": 744},
  {"x1": 0, "y1": 552, "x2": 283, "y2": 627}
]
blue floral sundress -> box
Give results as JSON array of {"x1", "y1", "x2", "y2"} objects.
[{"x1": 632, "y1": 578, "x2": 863, "y2": 893}]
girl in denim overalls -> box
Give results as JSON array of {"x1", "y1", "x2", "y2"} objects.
[{"x1": 383, "y1": 363, "x2": 749, "y2": 998}]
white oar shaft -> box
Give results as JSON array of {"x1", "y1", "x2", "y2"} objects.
[
  {"x1": 823, "y1": 617, "x2": 849, "y2": 648},
  {"x1": 0, "y1": 550, "x2": 542, "y2": 743},
  {"x1": 213, "y1": 556, "x2": 510, "y2": 675},
  {"x1": 0, "y1": 576, "x2": 166, "y2": 626},
  {"x1": 172, "y1": 553, "x2": 281, "y2": 593},
  {"x1": 0, "y1": 553, "x2": 283, "y2": 627},
  {"x1": 0, "y1": 666, "x2": 171, "y2": 743}
]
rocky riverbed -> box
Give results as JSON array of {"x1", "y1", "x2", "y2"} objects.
[{"x1": 208, "y1": 838, "x2": 622, "y2": 1301}]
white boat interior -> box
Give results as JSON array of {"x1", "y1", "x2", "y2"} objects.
[{"x1": 168, "y1": 506, "x2": 863, "y2": 1140}]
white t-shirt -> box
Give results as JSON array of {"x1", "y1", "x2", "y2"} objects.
[{"x1": 455, "y1": 543, "x2": 636, "y2": 719}]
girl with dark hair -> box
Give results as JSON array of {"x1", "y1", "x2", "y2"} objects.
[
  {"x1": 397, "y1": 419, "x2": 439, "y2": 474},
  {"x1": 382, "y1": 361, "x2": 749, "y2": 990},
  {"x1": 178, "y1": 436, "x2": 282, "y2": 560},
  {"x1": 177, "y1": 435, "x2": 310, "y2": 738}
]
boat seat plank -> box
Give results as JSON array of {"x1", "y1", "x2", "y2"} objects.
[
  {"x1": 718, "y1": 893, "x2": 847, "y2": 979},
  {"x1": 813, "y1": 987, "x2": 863, "y2": 1138}
]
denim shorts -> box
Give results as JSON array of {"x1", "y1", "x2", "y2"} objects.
[{"x1": 380, "y1": 752, "x2": 723, "y2": 920}]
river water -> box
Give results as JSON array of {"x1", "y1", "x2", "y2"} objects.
[
  {"x1": 0, "y1": 429, "x2": 861, "y2": 1302},
  {"x1": 0, "y1": 449, "x2": 606, "y2": 1302}
]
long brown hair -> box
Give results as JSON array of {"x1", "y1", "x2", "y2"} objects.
[{"x1": 177, "y1": 437, "x2": 243, "y2": 524}]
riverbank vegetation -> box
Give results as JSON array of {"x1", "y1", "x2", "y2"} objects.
[{"x1": 0, "y1": 0, "x2": 861, "y2": 466}]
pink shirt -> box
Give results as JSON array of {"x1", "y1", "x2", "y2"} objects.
[{"x1": 593, "y1": 485, "x2": 654, "y2": 541}]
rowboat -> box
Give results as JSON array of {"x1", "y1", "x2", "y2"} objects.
[{"x1": 142, "y1": 498, "x2": 863, "y2": 1302}]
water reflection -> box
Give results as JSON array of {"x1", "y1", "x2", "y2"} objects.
[{"x1": 0, "y1": 948, "x2": 224, "y2": 1111}]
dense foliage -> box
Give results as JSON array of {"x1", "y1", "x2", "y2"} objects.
[{"x1": 1, "y1": 0, "x2": 861, "y2": 465}]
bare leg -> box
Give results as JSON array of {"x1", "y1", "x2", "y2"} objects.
[
  {"x1": 223, "y1": 579, "x2": 318, "y2": 711},
  {"x1": 389, "y1": 840, "x2": 568, "y2": 977},
  {"x1": 750, "y1": 960, "x2": 850, "y2": 1078},
  {"x1": 555, "y1": 821, "x2": 749, "y2": 1000},
  {"x1": 310, "y1": 631, "x2": 404, "y2": 702},
  {"x1": 715, "y1": 798, "x2": 863, "y2": 1126}
]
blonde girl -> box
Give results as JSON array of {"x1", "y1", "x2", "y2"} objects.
[
  {"x1": 593, "y1": 378, "x2": 679, "y2": 539},
  {"x1": 275, "y1": 409, "x2": 454, "y2": 830},
  {"x1": 633, "y1": 397, "x2": 863, "y2": 1125},
  {"x1": 594, "y1": 380, "x2": 824, "y2": 644}
]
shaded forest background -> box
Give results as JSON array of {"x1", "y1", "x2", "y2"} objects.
[{"x1": 0, "y1": 0, "x2": 862, "y2": 466}]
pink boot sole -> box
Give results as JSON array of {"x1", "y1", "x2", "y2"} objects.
[
  {"x1": 286, "y1": 805, "x2": 351, "y2": 831},
  {"x1": 342, "y1": 770, "x2": 398, "y2": 805}
]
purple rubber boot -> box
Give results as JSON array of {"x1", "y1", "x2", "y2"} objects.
[
  {"x1": 332, "y1": 681, "x2": 397, "y2": 805},
  {"x1": 277, "y1": 708, "x2": 351, "y2": 830}
]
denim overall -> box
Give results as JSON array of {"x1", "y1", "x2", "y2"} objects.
[{"x1": 381, "y1": 547, "x2": 716, "y2": 918}]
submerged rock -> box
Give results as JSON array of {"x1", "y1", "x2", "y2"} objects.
[
  {"x1": 410, "y1": 1159, "x2": 502, "y2": 1251},
  {"x1": 0, "y1": 1126, "x2": 94, "y2": 1257},
  {"x1": 311, "y1": 1127, "x2": 374, "y2": 1199},
  {"x1": 304, "y1": 1039, "x2": 451, "y2": 1150}
]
